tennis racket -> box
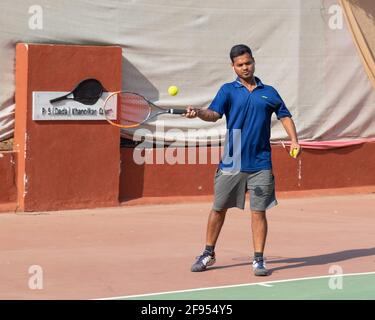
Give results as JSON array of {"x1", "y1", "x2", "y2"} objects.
[
  {"x1": 103, "y1": 91, "x2": 185, "y2": 128},
  {"x1": 50, "y1": 78, "x2": 104, "y2": 105}
]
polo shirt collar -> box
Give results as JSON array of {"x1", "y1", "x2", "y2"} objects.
[{"x1": 234, "y1": 76, "x2": 264, "y2": 88}]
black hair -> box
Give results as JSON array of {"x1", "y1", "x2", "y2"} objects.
[{"x1": 229, "y1": 44, "x2": 253, "y2": 62}]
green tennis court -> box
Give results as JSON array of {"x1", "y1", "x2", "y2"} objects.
[{"x1": 110, "y1": 272, "x2": 375, "y2": 300}]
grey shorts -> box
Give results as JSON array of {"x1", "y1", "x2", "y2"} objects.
[{"x1": 212, "y1": 169, "x2": 278, "y2": 212}]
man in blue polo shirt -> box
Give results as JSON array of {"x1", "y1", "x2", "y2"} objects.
[{"x1": 185, "y1": 44, "x2": 300, "y2": 276}]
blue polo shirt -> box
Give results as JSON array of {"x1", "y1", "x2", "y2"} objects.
[{"x1": 208, "y1": 77, "x2": 292, "y2": 172}]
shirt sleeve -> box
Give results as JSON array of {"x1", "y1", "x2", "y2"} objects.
[
  {"x1": 274, "y1": 90, "x2": 292, "y2": 120},
  {"x1": 208, "y1": 85, "x2": 229, "y2": 117}
]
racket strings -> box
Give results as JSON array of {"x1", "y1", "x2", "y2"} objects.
[
  {"x1": 121, "y1": 93, "x2": 151, "y2": 126},
  {"x1": 104, "y1": 93, "x2": 150, "y2": 127}
]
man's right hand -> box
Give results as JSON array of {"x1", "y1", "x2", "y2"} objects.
[
  {"x1": 183, "y1": 107, "x2": 220, "y2": 122},
  {"x1": 184, "y1": 106, "x2": 199, "y2": 118}
]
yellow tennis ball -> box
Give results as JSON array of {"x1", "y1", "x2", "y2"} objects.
[
  {"x1": 168, "y1": 85, "x2": 179, "y2": 96},
  {"x1": 290, "y1": 148, "x2": 299, "y2": 158}
]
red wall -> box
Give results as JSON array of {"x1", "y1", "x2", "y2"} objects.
[
  {"x1": 13, "y1": 43, "x2": 122, "y2": 212},
  {"x1": 0, "y1": 153, "x2": 17, "y2": 211},
  {"x1": 273, "y1": 142, "x2": 375, "y2": 191},
  {"x1": 2, "y1": 142, "x2": 375, "y2": 211},
  {"x1": 119, "y1": 143, "x2": 375, "y2": 201}
]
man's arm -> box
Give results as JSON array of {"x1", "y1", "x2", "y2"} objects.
[
  {"x1": 184, "y1": 106, "x2": 221, "y2": 122},
  {"x1": 280, "y1": 117, "x2": 301, "y2": 156}
]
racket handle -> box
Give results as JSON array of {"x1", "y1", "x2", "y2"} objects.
[
  {"x1": 170, "y1": 109, "x2": 185, "y2": 115},
  {"x1": 50, "y1": 94, "x2": 70, "y2": 104}
]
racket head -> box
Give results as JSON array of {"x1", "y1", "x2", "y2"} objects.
[
  {"x1": 103, "y1": 91, "x2": 152, "y2": 128},
  {"x1": 50, "y1": 78, "x2": 104, "y2": 105},
  {"x1": 72, "y1": 78, "x2": 104, "y2": 105}
]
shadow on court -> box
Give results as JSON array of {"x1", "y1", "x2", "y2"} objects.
[
  {"x1": 267, "y1": 247, "x2": 375, "y2": 274},
  {"x1": 206, "y1": 247, "x2": 375, "y2": 274}
]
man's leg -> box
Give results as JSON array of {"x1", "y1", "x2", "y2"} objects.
[
  {"x1": 191, "y1": 208, "x2": 227, "y2": 272},
  {"x1": 206, "y1": 209, "x2": 227, "y2": 246},
  {"x1": 248, "y1": 170, "x2": 277, "y2": 276},
  {"x1": 251, "y1": 210, "x2": 269, "y2": 276},
  {"x1": 251, "y1": 210, "x2": 267, "y2": 253},
  {"x1": 191, "y1": 168, "x2": 246, "y2": 272}
]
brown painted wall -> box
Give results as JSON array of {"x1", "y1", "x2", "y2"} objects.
[
  {"x1": 273, "y1": 142, "x2": 375, "y2": 191},
  {"x1": 120, "y1": 143, "x2": 375, "y2": 201},
  {"x1": 1, "y1": 142, "x2": 375, "y2": 211},
  {"x1": 0, "y1": 153, "x2": 17, "y2": 203},
  {"x1": 120, "y1": 147, "x2": 219, "y2": 199},
  {"x1": 14, "y1": 43, "x2": 122, "y2": 212}
]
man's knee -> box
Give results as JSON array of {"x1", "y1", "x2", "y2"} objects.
[
  {"x1": 211, "y1": 208, "x2": 227, "y2": 215},
  {"x1": 251, "y1": 210, "x2": 266, "y2": 219}
]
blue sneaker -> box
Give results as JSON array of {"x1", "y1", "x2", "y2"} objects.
[
  {"x1": 191, "y1": 251, "x2": 216, "y2": 272},
  {"x1": 252, "y1": 257, "x2": 269, "y2": 276}
]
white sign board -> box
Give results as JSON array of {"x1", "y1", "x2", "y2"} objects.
[{"x1": 32, "y1": 92, "x2": 117, "y2": 121}]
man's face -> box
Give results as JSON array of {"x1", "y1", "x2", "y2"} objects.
[{"x1": 232, "y1": 53, "x2": 255, "y2": 80}]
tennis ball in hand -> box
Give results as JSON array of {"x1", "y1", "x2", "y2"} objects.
[
  {"x1": 290, "y1": 148, "x2": 299, "y2": 158},
  {"x1": 168, "y1": 85, "x2": 179, "y2": 96}
]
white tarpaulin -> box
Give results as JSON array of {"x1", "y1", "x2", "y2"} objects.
[{"x1": 1, "y1": 0, "x2": 374, "y2": 145}]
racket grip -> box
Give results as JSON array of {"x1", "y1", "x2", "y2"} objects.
[
  {"x1": 50, "y1": 95, "x2": 69, "y2": 104},
  {"x1": 170, "y1": 109, "x2": 186, "y2": 115}
]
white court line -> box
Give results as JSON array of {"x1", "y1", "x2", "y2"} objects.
[
  {"x1": 96, "y1": 271, "x2": 375, "y2": 300},
  {"x1": 257, "y1": 283, "x2": 274, "y2": 287}
]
